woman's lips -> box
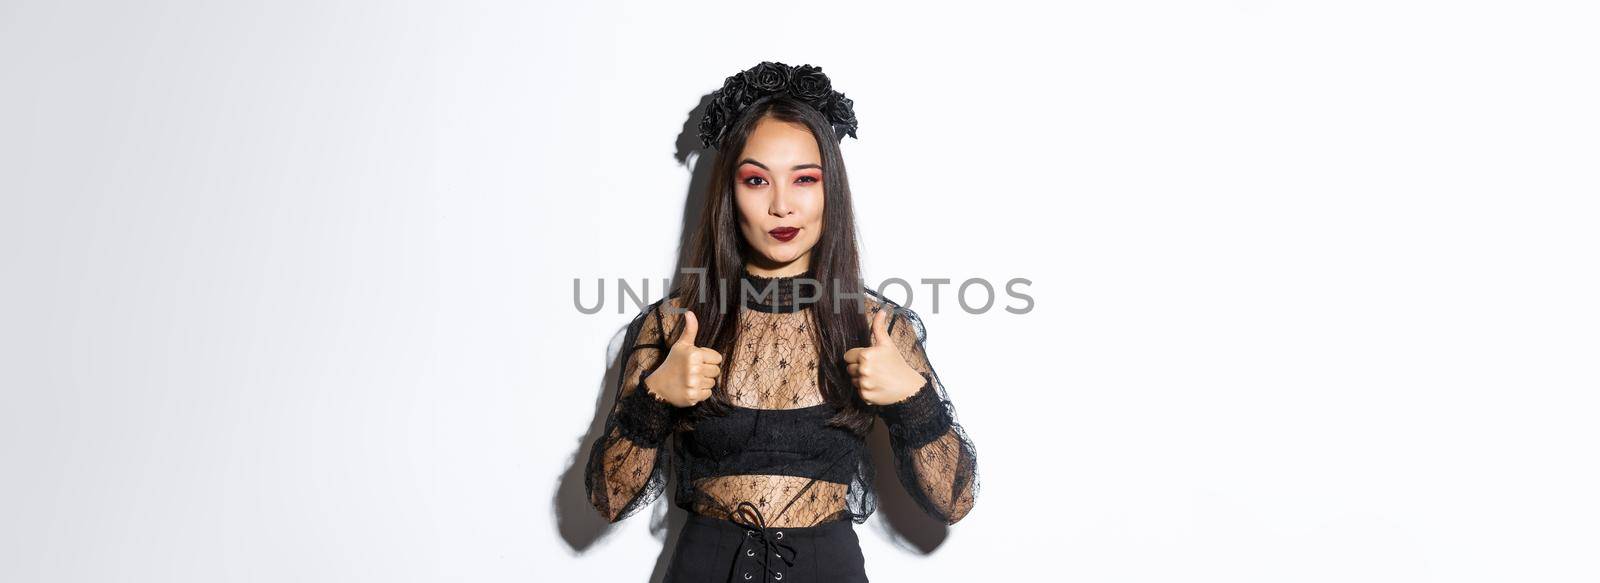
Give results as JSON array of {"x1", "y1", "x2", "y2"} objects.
[{"x1": 769, "y1": 227, "x2": 799, "y2": 242}]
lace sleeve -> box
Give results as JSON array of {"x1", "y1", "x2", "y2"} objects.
[
  {"x1": 584, "y1": 299, "x2": 684, "y2": 523},
  {"x1": 871, "y1": 302, "x2": 980, "y2": 525}
]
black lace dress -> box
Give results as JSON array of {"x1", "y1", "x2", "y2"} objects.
[{"x1": 584, "y1": 268, "x2": 979, "y2": 580}]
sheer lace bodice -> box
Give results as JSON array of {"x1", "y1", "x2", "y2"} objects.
[{"x1": 585, "y1": 270, "x2": 979, "y2": 528}]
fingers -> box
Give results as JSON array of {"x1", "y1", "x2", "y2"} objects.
[
  {"x1": 687, "y1": 349, "x2": 721, "y2": 392},
  {"x1": 870, "y1": 308, "x2": 892, "y2": 347},
  {"x1": 693, "y1": 362, "x2": 722, "y2": 380},
  {"x1": 686, "y1": 374, "x2": 718, "y2": 391},
  {"x1": 689, "y1": 349, "x2": 722, "y2": 383},
  {"x1": 669, "y1": 382, "x2": 711, "y2": 407},
  {"x1": 659, "y1": 317, "x2": 721, "y2": 406},
  {"x1": 696, "y1": 347, "x2": 723, "y2": 365},
  {"x1": 676, "y1": 310, "x2": 699, "y2": 347},
  {"x1": 850, "y1": 311, "x2": 903, "y2": 401},
  {"x1": 845, "y1": 346, "x2": 884, "y2": 365}
]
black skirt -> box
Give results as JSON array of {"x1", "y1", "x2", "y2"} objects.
[{"x1": 663, "y1": 509, "x2": 868, "y2": 583}]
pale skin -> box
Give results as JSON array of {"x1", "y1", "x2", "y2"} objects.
[{"x1": 644, "y1": 115, "x2": 924, "y2": 407}]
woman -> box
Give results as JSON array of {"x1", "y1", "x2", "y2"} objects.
[{"x1": 585, "y1": 61, "x2": 978, "y2": 583}]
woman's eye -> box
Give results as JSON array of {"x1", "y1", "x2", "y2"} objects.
[
  {"x1": 743, "y1": 176, "x2": 768, "y2": 187},
  {"x1": 796, "y1": 175, "x2": 819, "y2": 184}
]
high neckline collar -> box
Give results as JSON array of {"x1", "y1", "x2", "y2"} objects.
[{"x1": 739, "y1": 265, "x2": 820, "y2": 313}]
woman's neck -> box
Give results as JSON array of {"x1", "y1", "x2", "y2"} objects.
[
  {"x1": 737, "y1": 262, "x2": 819, "y2": 313},
  {"x1": 743, "y1": 253, "x2": 811, "y2": 278}
]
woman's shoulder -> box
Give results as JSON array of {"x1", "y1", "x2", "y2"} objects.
[
  {"x1": 631, "y1": 293, "x2": 690, "y2": 318},
  {"x1": 859, "y1": 287, "x2": 926, "y2": 342},
  {"x1": 622, "y1": 294, "x2": 690, "y2": 344}
]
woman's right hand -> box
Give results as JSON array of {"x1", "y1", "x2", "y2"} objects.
[{"x1": 643, "y1": 310, "x2": 723, "y2": 407}]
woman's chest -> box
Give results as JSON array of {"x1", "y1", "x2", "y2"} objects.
[{"x1": 724, "y1": 310, "x2": 824, "y2": 409}]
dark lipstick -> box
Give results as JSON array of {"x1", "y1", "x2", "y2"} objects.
[{"x1": 769, "y1": 227, "x2": 799, "y2": 242}]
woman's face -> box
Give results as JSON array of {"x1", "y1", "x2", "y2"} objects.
[{"x1": 734, "y1": 116, "x2": 825, "y2": 274}]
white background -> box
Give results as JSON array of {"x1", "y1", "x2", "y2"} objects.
[{"x1": 2, "y1": 1, "x2": 1597, "y2": 581}]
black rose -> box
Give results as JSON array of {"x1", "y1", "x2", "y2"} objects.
[
  {"x1": 698, "y1": 98, "x2": 729, "y2": 149},
  {"x1": 718, "y1": 73, "x2": 751, "y2": 109},
  {"x1": 829, "y1": 93, "x2": 858, "y2": 139},
  {"x1": 788, "y1": 64, "x2": 832, "y2": 102},
  {"x1": 804, "y1": 95, "x2": 833, "y2": 118},
  {"x1": 742, "y1": 61, "x2": 792, "y2": 94}
]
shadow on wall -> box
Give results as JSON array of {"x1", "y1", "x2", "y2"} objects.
[{"x1": 550, "y1": 92, "x2": 952, "y2": 582}]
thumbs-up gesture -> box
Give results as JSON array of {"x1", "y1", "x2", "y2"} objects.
[
  {"x1": 643, "y1": 310, "x2": 723, "y2": 407},
  {"x1": 844, "y1": 308, "x2": 927, "y2": 406}
]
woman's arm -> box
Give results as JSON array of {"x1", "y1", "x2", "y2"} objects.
[
  {"x1": 873, "y1": 303, "x2": 980, "y2": 525},
  {"x1": 584, "y1": 300, "x2": 681, "y2": 523}
]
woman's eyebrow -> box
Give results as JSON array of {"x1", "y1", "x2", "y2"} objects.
[{"x1": 739, "y1": 159, "x2": 822, "y2": 171}]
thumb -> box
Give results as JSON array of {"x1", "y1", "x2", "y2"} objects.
[
  {"x1": 676, "y1": 309, "x2": 699, "y2": 347},
  {"x1": 870, "y1": 308, "x2": 892, "y2": 347}
]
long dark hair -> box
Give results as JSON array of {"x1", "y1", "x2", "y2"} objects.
[{"x1": 672, "y1": 94, "x2": 874, "y2": 436}]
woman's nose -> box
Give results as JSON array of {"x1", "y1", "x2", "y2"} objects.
[{"x1": 769, "y1": 184, "x2": 793, "y2": 216}]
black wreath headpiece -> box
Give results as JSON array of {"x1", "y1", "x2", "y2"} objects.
[{"x1": 697, "y1": 61, "x2": 859, "y2": 150}]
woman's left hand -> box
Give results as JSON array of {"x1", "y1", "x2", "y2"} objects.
[{"x1": 844, "y1": 308, "x2": 927, "y2": 405}]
